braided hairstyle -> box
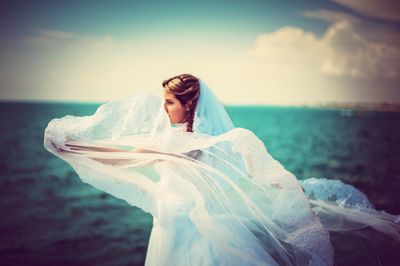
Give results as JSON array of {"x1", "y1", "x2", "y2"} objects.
[{"x1": 162, "y1": 74, "x2": 200, "y2": 132}]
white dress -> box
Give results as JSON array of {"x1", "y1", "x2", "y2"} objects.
[
  {"x1": 43, "y1": 92, "x2": 400, "y2": 266},
  {"x1": 144, "y1": 123, "x2": 209, "y2": 265},
  {"x1": 144, "y1": 123, "x2": 285, "y2": 266}
]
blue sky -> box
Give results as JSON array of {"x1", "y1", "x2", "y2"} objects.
[{"x1": 1, "y1": 0, "x2": 400, "y2": 105}]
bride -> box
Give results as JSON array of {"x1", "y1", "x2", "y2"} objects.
[{"x1": 44, "y1": 74, "x2": 399, "y2": 265}]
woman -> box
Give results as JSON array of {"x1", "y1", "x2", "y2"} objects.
[{"x1": 44, "y1": 74, "x2": 399, "y2": 266}]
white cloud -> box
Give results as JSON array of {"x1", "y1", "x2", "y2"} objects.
[
  {"x1": 323, "y1": 21, "x2": 400, "y2": 78},
  {"x1": 249, "y1": 17, "x2": 400, "y2": 79}
]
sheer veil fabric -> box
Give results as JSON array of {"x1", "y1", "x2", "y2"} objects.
[{"x1": 44, "y1": 80, "x2": 399, "y2": 266}]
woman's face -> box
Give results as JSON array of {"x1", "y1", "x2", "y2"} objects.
[{"x1": 163, "y1": 89, "x2": 187, "y2": 124}]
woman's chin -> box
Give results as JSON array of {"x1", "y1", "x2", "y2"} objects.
[{"x1": 169, "y1": 118, "x2": 183, "y2": 124}]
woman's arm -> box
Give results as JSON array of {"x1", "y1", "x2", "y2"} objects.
[
  {"x1": 65, "y1": 143, "x2": 124, "y2": 152},
  {"x1": 62, "y1": 141, "x2": 165, "y2": 166}
]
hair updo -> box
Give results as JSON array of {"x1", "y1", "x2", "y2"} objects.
[{"x1": 162, "y1": 73, "x2": 200, "y2": 132}]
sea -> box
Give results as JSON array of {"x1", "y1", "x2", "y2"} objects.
[{"x1": 0, "y1": 101, "x2": 399, "y2": 265}]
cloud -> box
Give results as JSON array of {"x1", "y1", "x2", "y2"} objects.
[
  {"x1": 302, "y1": 9, "x2": 400, "y2": 45},
  {"x1": 301, "y1": 9, "x2": 360, "y2": 24},
  {"x1": 323, "y1": 21, "x2": 400, "y2": 78},
  {"x1": 249, "y1": 15, "x2": 400, "y2": 79},
  {"x1": 23, "y1": 29, "x2": 115, "y2": 50},
  {"x1": 332, "y1": 0, "x2": 400, "y2": 22},
  {"x1": 249, "y1": 26, "x2": 324, "y2": 63}
]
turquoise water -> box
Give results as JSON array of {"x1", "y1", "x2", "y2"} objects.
[{"x1": 0, "y1": 102, "x2": 399, "y2": 265}]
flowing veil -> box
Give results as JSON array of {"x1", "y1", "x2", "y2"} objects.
[
  {"x1": 193, "y1": 80, "x2": 234, "y2": 135},
  {"x1": 44, "y1": 80, "x2": 400, "y2": 265}
]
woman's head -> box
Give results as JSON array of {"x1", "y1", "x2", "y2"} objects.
[{"x1": 162, "y1": 73, "x2": 200, "y2": 132}]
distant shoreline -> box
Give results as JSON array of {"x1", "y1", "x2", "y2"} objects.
[{"x1": 302, "y1": 102, "x2": 400, "y2": 112}]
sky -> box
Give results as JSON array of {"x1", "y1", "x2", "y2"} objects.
[{"x1": 1, "y1": 0, "x2": 400, "y2": 105}]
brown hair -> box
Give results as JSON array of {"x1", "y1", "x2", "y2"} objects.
[{"x1": 162, "y1": 73, "x2": 200, "y2": 132}]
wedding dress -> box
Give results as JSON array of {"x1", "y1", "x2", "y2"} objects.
[{"x1": 44, "y1": 80, "x2": 399, "y2": 266}]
